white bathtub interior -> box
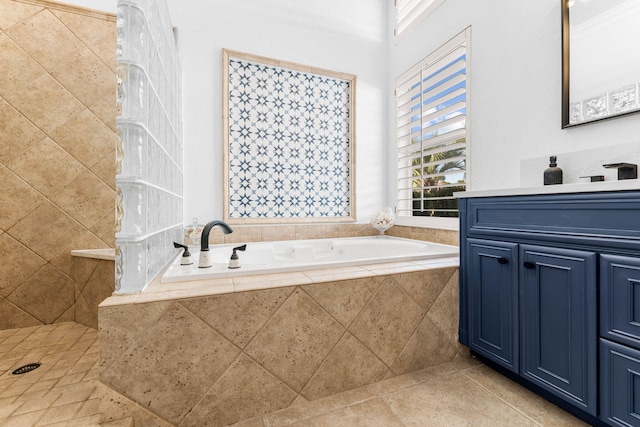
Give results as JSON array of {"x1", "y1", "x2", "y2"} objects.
[{"x1": 161, "y1": 236, "x2": 459, "y2": 283}]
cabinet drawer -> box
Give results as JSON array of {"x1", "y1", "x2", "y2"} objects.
[
  {"x1": 600, "y1": 339, "x2": 640, "y2": 427},
  {"x1": 462, "y1": 193, "x2": 640, "y2": 251},
  {"x1": 601, "y1": 255, "x2": 640, "y2": 349}
]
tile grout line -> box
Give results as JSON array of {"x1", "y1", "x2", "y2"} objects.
[
  {"x1": 2, "y1": 10, "x2": 116, "y2": 201},
  {"x1": 295, "y1": 283, "x2": 389, "y2": 397},
  {"x1": 459, "y1": 367, "x2": 545, "y2": 427},
  {"x1": 376, "y1": 395, "x2": 410, "y2": 427}
]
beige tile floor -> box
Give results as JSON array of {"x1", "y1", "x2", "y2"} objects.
[
  {"x1": 0, "y1": 322, "x2": 587, "y2": 426},
  {"x1": 0, "y1": 322, "x2": 99, "y2": 426},
  {"x1": 233, "y1": 353, "x2": 589, "y2": 427}
]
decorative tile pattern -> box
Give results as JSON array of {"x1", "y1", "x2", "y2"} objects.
[{"x1": 227, "y1": 56, "x2": 353, "y2": 220}]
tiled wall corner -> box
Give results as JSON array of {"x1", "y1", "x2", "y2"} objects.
[
  {"x1": 115, "y1": 0, "x2": 183, "y2": 294},
  {"x1": 99, "y1": 266, "x2": 460, "y2": 425},
  {"x1": 0, "y1": 0, "x2": 116, "y2": 330},
  {"x1": 72, "y1": 257, "x2": 115, "y2": 329}
]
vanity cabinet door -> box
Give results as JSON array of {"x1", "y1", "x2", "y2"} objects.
[
  {"x1": 601, "y1": 254, "x2": 640, "y2": 349},
  {"x1": 601, "y1": 339, "x2": 640, "y2": 427},
  {"x1": 467, "y1": 239, "x2": 519, "y2": 373},
  {"x1": 520, "y1": 245, "x2": 597, "y2": 416}
]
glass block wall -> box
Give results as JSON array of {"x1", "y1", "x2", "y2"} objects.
[{"x1": 115, "y1": 0, "x2": 183, "y2": 293}]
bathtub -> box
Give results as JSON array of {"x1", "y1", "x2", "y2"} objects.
[{"x1": 161, "y1": 236, "x2": 459, "y2": 283}]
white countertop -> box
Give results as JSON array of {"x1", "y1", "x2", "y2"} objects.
[{"x1": 455, "y1": 179, "x2": 640, "y2": 198}]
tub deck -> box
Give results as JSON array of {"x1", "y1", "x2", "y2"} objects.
[
  {"x1": 101, "y1": 256, "x2": 459, "y2": 306},
  {"x1": 161, "y1": 236, "x2": 459, "y2": 283}
]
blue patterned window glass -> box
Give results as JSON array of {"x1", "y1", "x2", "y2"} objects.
[{"x1": 225, "y1": 52, "x2": 355, "y2": 221}]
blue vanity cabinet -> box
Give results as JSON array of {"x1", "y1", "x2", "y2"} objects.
[
  {"x1": 600, "y1": 254, "x2": 640, "y2": 426},
  {"x1": 459, "y1": 190, "x2": 640, "y2": 425},
  {"x1": 467, "y1": 239, "x2": 519, "y2": 372},
  {"x1": 519, "y1": 245, "x2": 597, "y2": 415}
]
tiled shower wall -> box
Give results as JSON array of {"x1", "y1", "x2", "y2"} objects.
[
  {"x1": 115, "y1": 0, "x2": 183, "y2": 294},
  {"x1": 0, "y1": 0, "x2": 116, "y2": 329}
]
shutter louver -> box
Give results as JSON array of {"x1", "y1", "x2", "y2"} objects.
[
  {"x1": 395, "y1": 0, "x2": 447, "y2": 37},
  {"x1": 395, "y1": 29, "x2": 469, "y2": 219}
]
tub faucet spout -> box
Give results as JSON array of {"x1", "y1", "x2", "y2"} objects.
[{"x1": 199, "y1": 220, "x2": 233, "y2": 268}]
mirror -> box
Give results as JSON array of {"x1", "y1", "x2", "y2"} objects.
[{"x1": 562, "y1": 0, "x2": 640, "y2": 127}]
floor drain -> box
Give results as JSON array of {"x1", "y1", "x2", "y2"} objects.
[{"x1": 11, "y1": 363, "x2": 41, "y2": 375}]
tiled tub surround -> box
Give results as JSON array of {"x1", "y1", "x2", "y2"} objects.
[
  {"x1": 204, "y1": 223, "x2": 459, "y2": 247},
  {"x1": 99, "y1": 259, "x2": 460, "y2": 426},
  {"x1": 0, "y1": 0, "x2": 116, "y2": 330}
]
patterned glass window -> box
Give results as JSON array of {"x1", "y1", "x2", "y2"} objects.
[
  {"x1": 223, "y1": 50, "x2": 356, "y2": 223},
  {"x1": 395, "y1": 28, "x2": 469, "y2": 219}
]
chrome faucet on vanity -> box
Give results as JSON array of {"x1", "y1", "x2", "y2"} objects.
[{"x1": 199, "y1": 220, "x2": 233, "y2": 268}]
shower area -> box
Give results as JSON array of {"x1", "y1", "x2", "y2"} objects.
[
  {"x1": 0, "y1": 0, "x2": 116, "y2": 331},
  {"x1": 0, "y1": 1, "x2": 116, "y2": 424}
]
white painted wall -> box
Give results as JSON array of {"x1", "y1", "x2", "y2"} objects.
[
  {"x1": 388, "y1": 0, "x2": 640, "y2": 193},
  {"x1": 167, "y1": 0, "x2": 389, "y2": 224},
  {"x1": 64, "y1": 0, "x2": 640, "y2": 223},
  {"x1": 59, "y1": 0, "x2": 116, "y2": 13}
]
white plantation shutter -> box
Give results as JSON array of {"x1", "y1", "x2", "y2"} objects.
[
  {"x1": 395, "y1": 0, "x2": 447, "y2": 37},
  {"x1": 396, "y1": 28, "x2": 469, "y2": 219}
]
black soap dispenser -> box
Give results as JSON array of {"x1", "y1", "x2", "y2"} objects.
[{"x1": 544, "y1": 156, "x2": 563, "y2": 185}]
